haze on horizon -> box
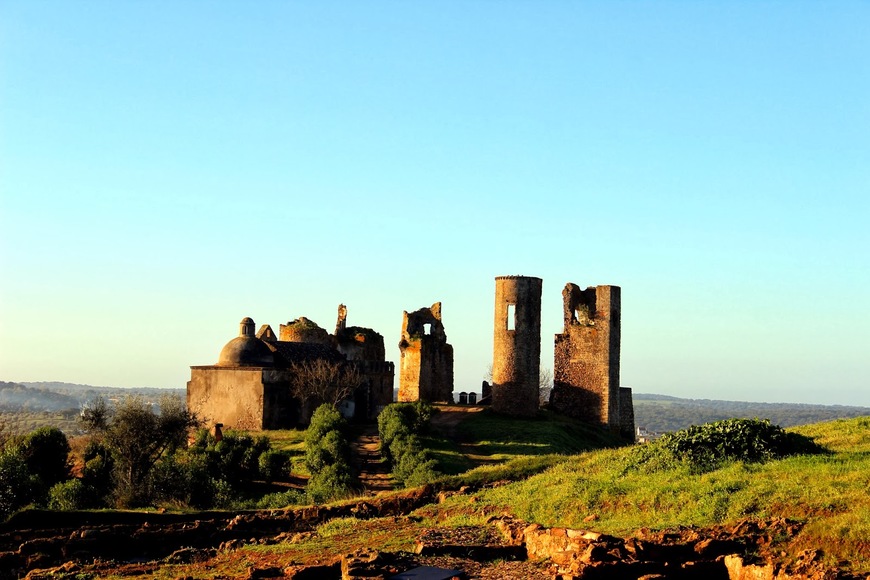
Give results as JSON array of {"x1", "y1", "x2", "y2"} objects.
[{"x1": 1, "y1": 2, "x2": 867, "y2": 407}]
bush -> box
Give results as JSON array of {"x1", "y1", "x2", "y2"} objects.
[
  {"x1": 19, "y1": 426, "x2": 70, "y2": 493},
  {"x1": 307, "y1": 462, "x2": 355, "y2": 504},
  {"x1": 258, "y1": 450, "x2": 289, "y2": 483},
  {"x1": 305, "y1": 405, "x2": 346, "y2": 449},
  {"x1": 210, "y1": 433, "x2": 270, "y2": 485},
  {"x1": 81, "y1": 440, "x2": 114, "y2": 505},
  {"x1": 304, "y1": 404, "x2": 356, "y2": 503},
  {"x1": 255, "y1": 488, "x2": 306, "y2": 509},
  {"x1": 631, "y1": 418, "x2": 828, "y2": 474},
  {"x1": 0, "y1": 449, "x2": 32, "y2": 520},
  {"x1": 47, "y1": 479, "x2": 93, "y2": 511},
  {"x1": 377, "y1": 402, "x2": 440, "y2": 487}
]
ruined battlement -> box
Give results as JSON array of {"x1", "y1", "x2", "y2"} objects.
[
  {"x1": 550, "y1": 283, "x2": 631, "y2": 435},
  {"x1": 279, "y1": 317, "x2": 331, "y2": 345},
  {"x1": 398, "y1": 302, "x2": 454, "y2": 403}
]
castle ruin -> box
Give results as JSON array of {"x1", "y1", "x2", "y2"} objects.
[
  {"x1": 549, "y1": 283, "x2": 634, "y2": 437},
  {"x1": 397, "y1": 302, "x2": 454, "y2": 403},
  {"x1": 187, "y1": 306, "x2": 394, "y2": 430},
  {"x1": 491, "y1": 276, "x2": 542, "y2": 417}
]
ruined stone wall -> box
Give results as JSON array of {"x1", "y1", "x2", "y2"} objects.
[
  {"x1": 550, "y1": 283, "x2": 623, "y2": 431},
  {"x1": 398, "y1": 303, "x2": 454, "y2": 403},
  {"x1": 491, "y1": 276, "x2": 542, "y2": 417},
  {"x1": 279, "y1": 317, "x2": 331, "y2": 345},
  {"x1": 353, "y1": 360, "x2": 395, "y2": 418},
  {"x1": 187, "y1": 367, "x2": 267, "y2": 430},
  {"x1": 619, "y1": 386, "x2": 635, "y2": 440},
  {"x1": 336, "y1": 327, "x2": 386, "y2": 362},
  {"x1": 261, "y1": 369, "x2": 298, "y2": 429}
]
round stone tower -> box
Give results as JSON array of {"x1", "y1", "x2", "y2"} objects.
[{"x1": 491, "y1": 275, "x2": 542, "y2": 416}]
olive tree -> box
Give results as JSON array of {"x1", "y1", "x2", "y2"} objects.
[{"x1": 81, "y1": 394, "x2": 200, "y2": 507}]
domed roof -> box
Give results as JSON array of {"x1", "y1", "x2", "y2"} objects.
[
  {"x1": 217, "y1": 336, "x2": 275, "y2": 367},
  {"x1": 217, "y1": 317, "x2": 275, "y2": 367}
]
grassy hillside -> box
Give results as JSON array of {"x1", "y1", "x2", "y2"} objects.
[
  {"x1": 437, "y1": 415, "x2": 870, "y2": 572},
  {"x1": 424, "y1": 407, "x2": 627, "y2": 482}
]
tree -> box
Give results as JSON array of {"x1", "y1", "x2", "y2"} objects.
[
  {"x1": 19, "y1": 426, "x2": 70, "y2": 492},
  {"x1": 81, "y1": 394, "x2": 200, "y2": 507},
  {"x1": 290, "y1": 359, "x2": 362, "y2": 409}
]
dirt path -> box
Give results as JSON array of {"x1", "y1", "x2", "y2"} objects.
[{"x1": 349, "y1": 424, "x2": 394, "y2": 493}]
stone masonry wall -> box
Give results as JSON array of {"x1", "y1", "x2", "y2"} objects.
[
  {"x1": 619, "y1": 386, "x2": 635, "y2": 440},
  {"x1": 187, "y1": 367, "x2": 267, "y2": 430},
  {"x1": 398, "y1": 303, "x2": 454, "y2": 403},
  {"x1": 491, "y1": 275, "x2": 542, "y2": 417},
  {"x1": 550, "y1": 283, "x2": 623, "y2": 431}
]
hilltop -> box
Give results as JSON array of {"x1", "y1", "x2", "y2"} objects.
[{"x1": 1, "y1": 408, "x2": 868, "y2": 578}]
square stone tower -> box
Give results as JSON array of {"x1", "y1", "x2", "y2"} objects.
[
  {"x1": 398, "y1": 302, "x2": 454, "y2": 403},
  {"x1": 550, "y1": 283, "x2": 631, "y2": 434}
]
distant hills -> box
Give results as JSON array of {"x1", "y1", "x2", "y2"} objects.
[
  {"x1": 2, "y1": 381, "x2": 868, "y2": 434},
  {"x1": 632, "y1": 393, "x2": 870, "y2": 433},
  {"x1": 0, "y1": 381, "x2": 185, "y2": 413}
]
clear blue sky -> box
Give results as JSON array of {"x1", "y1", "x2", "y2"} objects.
[{"x1": 1, "y1": 2, "x2": 868, "y2": 406}]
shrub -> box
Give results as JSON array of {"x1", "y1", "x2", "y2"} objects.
[
  {"x1": 377, "y1": 402, "x2": 441, "y2": 487},
  {"x1": 304, "y1": 404, "x2": 356, "y2": 503},
  {"x1": 211, "y1": 433, "x2": 270, "y2": 485},
  {"x1": 307, "y1": 462, "x2": 354, "y2": 504},
  {"x1": 258, "y1": 450, "x2": 289, "y2": 483},
  {"x1": 631, "y1": 418, "x2": 827, "y2": 474},
  {"x1": 305, "y1": 405, "x2": 346, "y2": 448},
  {"x1": 19, "y1": 426, "x2": 71, "y2": 493},
  {"x1": 255, "y1": 488, "x2": 306, "y2": 509},
  {"x1": 0, "y1": 449, "x2": 32, "y2": 520},
  {"x1": 47, "y1": 479, "x2": 92, "y2": 511}
]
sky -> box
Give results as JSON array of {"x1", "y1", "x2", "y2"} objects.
[{"x1": 1, "y1": 2, "x2": 868, "y2": 406}]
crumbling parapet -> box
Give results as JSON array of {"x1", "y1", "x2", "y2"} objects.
[
  {"x1": 550, "y1": 283, "x2": 632, "y2": 435},
  {"x1": 333, "y1": 304, "x2": 393, "y2": 416},
  {"x1": 279, "y1": 317, "x2": 331, "y2": 345},
  {"x1": 491, "y1": 276, "x2": 542, "y2": 417},
  {"x1": 398, "y1": 302, "x2": 454, "y2": 403}
]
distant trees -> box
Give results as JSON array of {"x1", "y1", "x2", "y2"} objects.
[{"x1": 290, "y1": 359, "x2": 362, "y2": 409}]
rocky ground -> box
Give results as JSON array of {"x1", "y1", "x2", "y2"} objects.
[{"x1": 1, "y1": 484, "x2": 865, "y2": 580}]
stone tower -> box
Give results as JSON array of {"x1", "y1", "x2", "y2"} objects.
[
  {"x1": 550, "y1": 283, "x2": 631, "y2": 435},
  {"x1": 398, "y1": 302, "x2": 454, "y2": 403},
  {"x1": 491, "y1": 275, "x2": 542, "y2": 417}
]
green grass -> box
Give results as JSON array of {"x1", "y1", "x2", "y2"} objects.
[
  {"x1": 457, "y1": 416, "x2": 870, "y2": 572},
  {"x1": 250, "y1": 428, "x2": 309, "y2": 475},
  {"x1": 454, "y1": 409, "x2": 625, "y2": 459},
  {"x1": 422, "y1": 407, "x2": 626, "y2": 485}
]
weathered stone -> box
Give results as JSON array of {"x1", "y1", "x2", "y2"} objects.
[
  {"x1": 550, "y1": 283, "x2": 634, "y2": 438},
  {"x1": 491, "y1": 275, "x2": 543, "y2": 417},
  {"x1": 398, "y1": 303, "x2": 454, "y2": 403},
  {"x1": 189, "y1": 310, "x2": 394, "y2": 429},
  {"x1": 723, "y1": 554, "x2": 776, "y2": 580}
]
